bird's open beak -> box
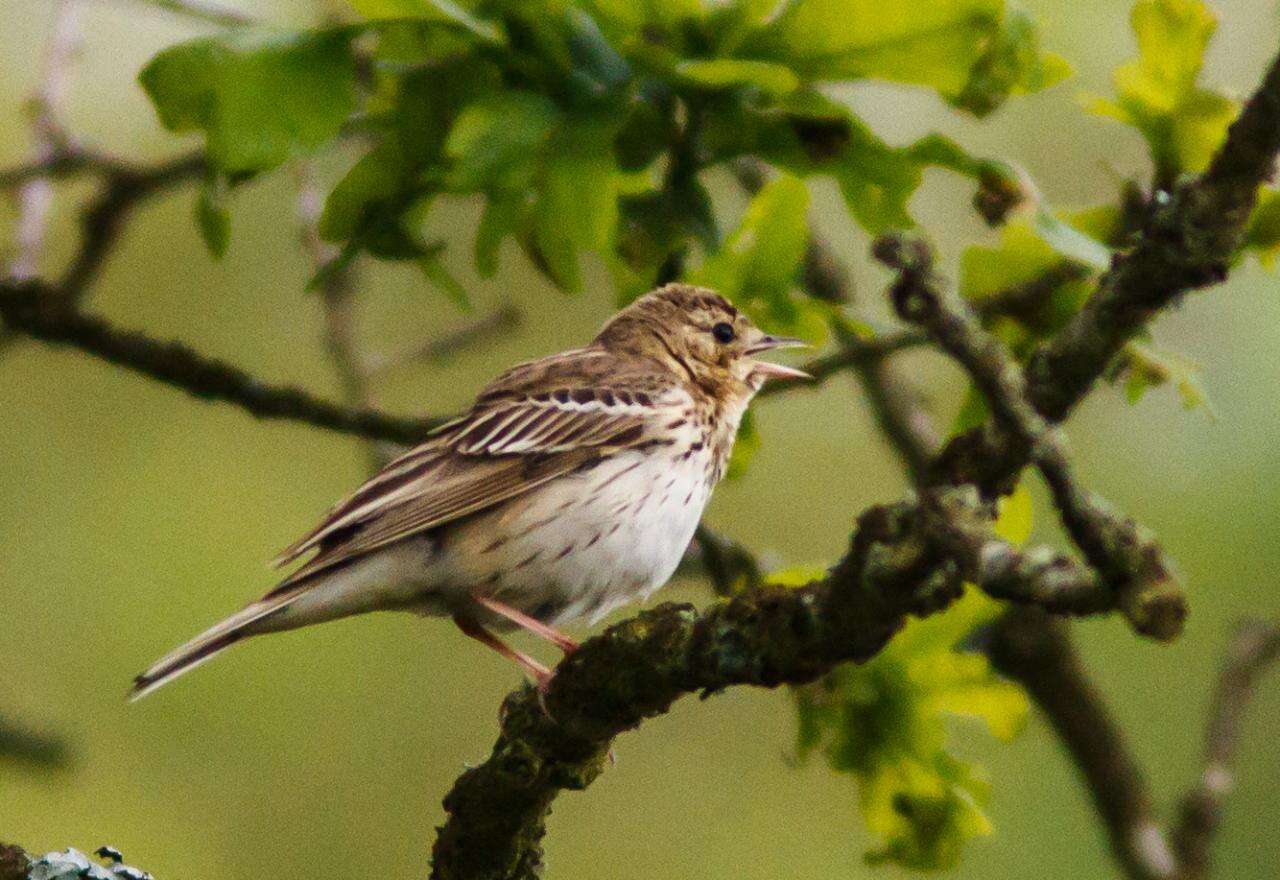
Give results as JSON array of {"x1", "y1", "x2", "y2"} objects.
[{"x1": 746, "y1": 335, "x2": 811, "y2": 381}]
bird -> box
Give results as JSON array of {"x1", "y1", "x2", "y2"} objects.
[{"x1": 130, "y1": 283, "x2": 809, "y2": 700}]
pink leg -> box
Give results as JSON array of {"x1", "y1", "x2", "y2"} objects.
[
  {"x1": 472, "y1": 594, "x2": 580, "y2": 654},
  {"x1": 453, "y1": 614, "x2": 553, "y2": 691}
]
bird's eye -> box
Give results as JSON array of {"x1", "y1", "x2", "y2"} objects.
[{"x1": 711, "y1": 322, "x2": 735, "y2": 344}]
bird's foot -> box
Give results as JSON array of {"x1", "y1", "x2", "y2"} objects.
[{"x1": 472, "y1": 594, "x2": 579, "y2": 654}]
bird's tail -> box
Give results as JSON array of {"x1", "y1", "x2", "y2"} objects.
[{"x1": 129, "y1": 587, "x2": 307, "y2": 702}]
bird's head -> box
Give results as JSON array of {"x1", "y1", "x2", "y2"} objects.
[{"x1": 595, "y1": 283, "x2": 809, "y2": 397}]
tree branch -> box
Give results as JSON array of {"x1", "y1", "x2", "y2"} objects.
[
  {"x1": 0, "y1": 281, "x2": 442, "y2": 444},
  {"x1": 1173, "y1": 619, "x2": 1280, "y2": 880},
  {"x1": 431, "y1": 487, "x2": 1128, "y2": 879},
  {"x1": 1026, "y1": 49, "x2": 1280, "y2": 422},
  {"x1": 296, "y1": 160, "x2": 397, "y2": 472},
  {"x1": 6, "y1": 0, "x2": 80, "y2": 282},
  {"x1": 938, "y1": 49, "x2": 1280, "y2": 494},
  {"x1": 0, "y1": 716, "x2": 68, "y2": 768},
  {"x1": 0, "y1": 844, "x2": 29, "y2": 880},
  {"x1": 874, "y1": 233, "x2": 1186, "y2": 641},
  {"x1": 986, "y1": 608, "x2": 1177, "y2": 880}
]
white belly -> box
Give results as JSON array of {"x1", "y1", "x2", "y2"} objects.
[{"x1": 435, "y1": 446, "x2": 715, "y2": 626}]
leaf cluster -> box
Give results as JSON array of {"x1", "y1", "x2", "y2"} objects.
[
  {"x1": 140, "y1": 0, "x2": 1064, "y2": 313},
  {"x1": 789, "y1": 488, "x2": 1032, "y2": 869}
]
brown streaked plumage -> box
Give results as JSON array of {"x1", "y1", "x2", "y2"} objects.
[{"x1": 131, "y1": 284, "x2": 808, "y2": 699}]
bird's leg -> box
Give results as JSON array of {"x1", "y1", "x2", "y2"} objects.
[
  {"x1": 471, "y1": 594, "x2": 580, "y2": 654},
  {"x1": 452, "y1": 614, "x2": 553, "y2": 691}
]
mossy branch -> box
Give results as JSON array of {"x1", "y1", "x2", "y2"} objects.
[{"x1": 430, "y1": 43, "x2": 1280, "y2": 880}]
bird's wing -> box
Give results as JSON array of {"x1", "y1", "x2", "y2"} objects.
[{"x1": 271, "y1": 352, "x2": 686, "y2": 587}]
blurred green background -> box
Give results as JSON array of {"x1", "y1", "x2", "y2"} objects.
[{"x1": 3, "y1": 1, "x2": 1279, "y2": 877}]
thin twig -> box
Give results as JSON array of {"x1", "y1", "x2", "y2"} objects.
[
  {"x1": 59, "y1": 152, "x2": 208, "y2": 298},
  {"x1": 133, "y1": 0, "x2": 255, "y2": 27},
  {"x1": 296, "y1": 161, "x2": 394, "y2": 472},
  {"x1": 1173, "y1": 619, "x2": 1280, "y2": 880},
  {"x1": 0, "y1": 148, "x2": 100, "y2": 189},
  {"x1": 361, "y1": 305, "x2": 522, "y2": 378},
  {"x1": 6, "y1": 0, "x2": 80, "y2": 282},
  {"x1": 0, "y1": 151, "x2": 207, "y2": 357}
]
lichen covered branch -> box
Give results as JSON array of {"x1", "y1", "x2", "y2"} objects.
[
  {"x1": 874, "y1": 234, "x2": 1186, "y2": 640},
  {"x1": 433, "y1": 493, "x2": 1066, "y2": 879}
]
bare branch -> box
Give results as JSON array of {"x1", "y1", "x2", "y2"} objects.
[
  {"x1": 0, "y1": 281, "x2": 442, "y2": 444},
  {"x1": 987, "y1": 608, "x2": 1177, "y2": 880},
  {"x1": 295, "y1": 161, "x2": 397, "y2": 472},
  {"x1": 921, "y1": 488, "x2": 1111, "y2": 617},
  {"x1": 1173, "y1": 619, "x2": 1280, "y2": 880},
  {"x1": 0, "y1": 716, "x2": 68, "y2": 768},
  {"x1": 6, "y1": 0, "x2": 81, "y2": 282},
  {"x1": 0, "y1": 148, "x2": 99, "y2": 189},
  {"x1": 60, "y1": 152, "x2": 208, "y2": 298}
]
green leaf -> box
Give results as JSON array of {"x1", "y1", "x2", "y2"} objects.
[
  {"x1": 1083, "y1": 0, "x2": 1237, "y2": 178},
  {"x1": 140, "y1": 28, "x2": 358, "y2": 174},
  {"x1": 767, "y1": 563, "x2": 829, "y2": 588},
  {"x1": 725, "y1": 408, "x2": 760, "y2": 480},
  {"x1": 418, "y1": 252, "x2": 471, "y2": 309},
  {"x1": 676, "y1": 58, "x2": 800, "y2": 96},
  {"x1": 1118, "y1": 342, "x2": 1216, "y2": 417},
  {"x1": 194, "y1": 178, "x2": 230, "y2": 259},
  {"x1": 474, "y1": 194, "x2": 524, "y2": 278},
  {"x1": 950, "y1": 10, "x2": 1070, "y2": 116},
  {"x1": 565, "y1": 7, "x2": 632, "y2": 93},
  {"x1": 794, "y1": 585, "x2": 1029, "y2": 870},
  {"x1": 346, "y1": 0, "x2": 505, "y2": 43},
  {"x1": 582, "y1": 0, "x2": 706, "y2": 31},
  {"x1": 692, "y1": 173, "x2": 825, "y2": 341},
  {"x1": 444, "y1": 92, "x2": 560, "y2": 191},
  {"x1": 830, "y1": 119, "x2": 923, "y2": 234},
  {"x1": 993, "y1": 481, "x2": 1033, "y2": 546},
  {"x1": 746, "y1": 0, "x2": 1066, "y2": 114},
  {"x1": 530, "y1": 125, "x2": 620, "y2": 292},
  {"x1": 320, "y1": 141, "x2": 410, "y2": 243},
  {"x1": 959, "y1": 207, "x2": 1115, "y2": 343},
  {"x1": 1033, "y1": 208, "x2": 1112, "y2": 271},
  {"x1": 1245, "y1": 188, "x2": 1280, "y2": 266}
]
